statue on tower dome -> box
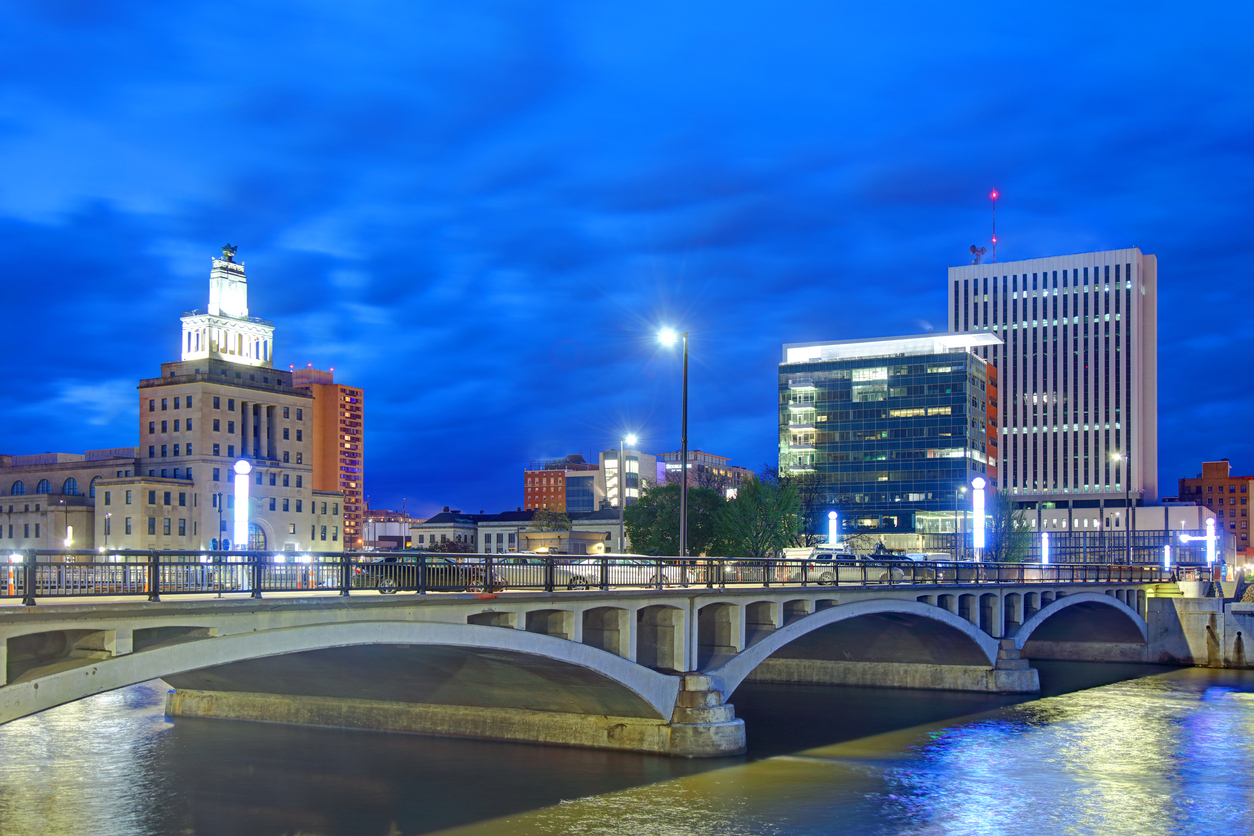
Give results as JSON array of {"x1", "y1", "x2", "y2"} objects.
[{"x1": 221, "y1": 243, "x2": 238, "y2": 262}]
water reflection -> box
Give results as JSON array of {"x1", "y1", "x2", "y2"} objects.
[{"x1": 0, "y1": 667, "x2": 1251, "y2": 836}]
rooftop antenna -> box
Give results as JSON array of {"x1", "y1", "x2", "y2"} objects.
[
  {"x1": 990, "y1": 189, "x2": 999, "y2": 262},
  {"x1": 970, "y1": 244, "x2": 987, "y2": 264}
]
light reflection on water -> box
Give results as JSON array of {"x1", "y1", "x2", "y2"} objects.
[{"x1": 0, "y1": 667, "x2": 1251, "y2": 836}]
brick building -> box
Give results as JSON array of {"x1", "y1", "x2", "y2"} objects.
[{"x1": 1178, "y1": 460, "x2": 1252, "y2": 553}]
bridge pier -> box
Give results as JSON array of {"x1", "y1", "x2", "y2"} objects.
[{"x1": 165, "y1": 673, "x2": 746, "y2": 758}]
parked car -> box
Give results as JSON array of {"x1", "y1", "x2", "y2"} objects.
[
  {"x1": 493, "y1": 557, "x2": 595, "y2": 590},
  {"x1": 352, "y1": 555, "x2": 501, "y2": 593},
  {"x1": 567, "y1": 557, "x2": 692, "y2": 587}
]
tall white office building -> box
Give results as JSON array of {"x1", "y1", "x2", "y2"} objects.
[{"x1": 948, "y1": 248, "x2": 1157, "y2": 506}]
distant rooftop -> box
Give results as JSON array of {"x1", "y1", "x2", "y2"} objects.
[{"x1": 782, "y1": 332, "x2": 1002, "y2": 365}]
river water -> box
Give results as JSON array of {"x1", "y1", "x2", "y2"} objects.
[{"x1": 1, "y1": 663, "x2": 1252, "y2": 836}]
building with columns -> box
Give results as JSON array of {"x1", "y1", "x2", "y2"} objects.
[{"x1": 0, "y1": 248, "x2": 345, "y2": 556}]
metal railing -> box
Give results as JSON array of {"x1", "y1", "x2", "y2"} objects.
[{"x1": 0, "y1": 549, "x2": 1180, "y2": 606}]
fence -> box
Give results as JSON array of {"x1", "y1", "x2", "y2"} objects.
[
  {"x1": 0, "y1": 549, "x2": 1176, "y2": 605},
  {"x1": 902, "y1": 529, "x2": 1221, "y2": 565}
]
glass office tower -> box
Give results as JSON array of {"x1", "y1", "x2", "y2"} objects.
[{"x1": 780, "y1": 333, "x2": 1001, "y2": 535}]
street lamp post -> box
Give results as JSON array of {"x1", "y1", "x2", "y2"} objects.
[
  {"x1": 954, "y1": 486, "x2": 967, "y2": 560},
  {"x1": 104, "y1": 513, "x2": 111, "y2": 551},
  {"x1": 1112, "y1": 451, "x2": 1132, "y2": 564},
  {"x1": 659, "y1": 329, "x2": 689, "y2": 558},
  {"x1": 619, "y1": 433, "x2": 638, "y2": 554}
]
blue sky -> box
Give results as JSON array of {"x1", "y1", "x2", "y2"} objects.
[{"x1": 2, "y1": 2, "x2": 1251, "y2": 515}]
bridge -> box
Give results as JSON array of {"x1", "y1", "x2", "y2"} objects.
[{"x1": 0, "y1": 550, "x2": 1191, "y2": 757}]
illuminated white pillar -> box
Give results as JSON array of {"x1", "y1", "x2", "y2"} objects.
[
  {"x1": 971, "y1": 477, "x2": 986, "y2": 551},
  {"x1": 1041, "y1": 531, "x2": 1050, "y2": 565},
  {"x1": 233, "y1": 459, "x2": 252, "y2": 549},
  {"x1": 1163, "y1": 544, "x2": 1171, "y2": 570},
  {"x1": 1206, "y1": 517, "x2": 1216, "y2": 566},
  {"x1": 828, "y1": 510, "x2": 838, "y2": 546}
]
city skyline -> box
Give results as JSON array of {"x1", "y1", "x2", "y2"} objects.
[{"x1": 2, "y1": 4, "x2": 1252, "y2": 516}]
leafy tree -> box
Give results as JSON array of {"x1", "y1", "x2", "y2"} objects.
[
  {"x1": 713, "y1": 471, "x2": 801, "y2": 557},
  {"x1": 984, "y1": 491, "x2": 1032, "y2": 562},
  {"x1": 530, "y1": 509, "x2": 572, "y2": 531},
  {"x1": 623, "y1": 482, "x2": 724, "y2": 556},
  {"x1": 426, "y1": 538, "x2": 474, "y2": 554}
]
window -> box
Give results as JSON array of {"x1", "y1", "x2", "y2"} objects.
[
  {"x1": 296, "y1": 408, "x2": 303, "y2": 420},
  {"x1": 187, "y1": 396, "x2": 192, "y2": 408},
  {"x1": 148, "y1": 517, "x2": 156, "y2": 535},
  {"x1": 296, "y1": 453, "x2": 303, "y2": 464},
  {"x1": 161, "y1": 420, "x2": 168, "y2": 433},
  {"x1": 125, "y1": 517, "x2": 132, "y2": 534},
  {"x1": 149, "y1": 446, "x2": 155, "y2": 458},
  {"x1": 161, "y1": 445, "x2": 168, "y2": 457},
  {"x1": 63, "y1": 477, "x2": 79, "y2": 495},
  {"x1": 296, "y1": 476, "x2": 302, "y2": 488},
  {"x1": 283, "y1": 428, "x2": 289, "y2": 440},
  {"x1": 296, "y1": 500, "x2": 302, "y2": 513},
  {"x1": 283, "y1": 406, "x2": 290, "y2": 418},
  {"x1": 332, "y1": 503, "x2": 339, "y2": 515},
  {"x1": 148, "y1": 399, "x2": 155, "y2": 412},
  {"x1": 149, "y1": 422, "x2": 155, "y2": 434},
  {"x1": 213, "y1": 419, "x2": 220, "y2": 431},
  {"x1": 227, "y1": 421, "x2": 235, "y2": 434},
  {"x1": 332, "y1": 526, "x2": 338, "y2": 542},
  {"x1": 186, "y1": 444, "x2": 192, "y2": 456},
  {"x1": 173, "y1": 444, "x2": 180, "y2": 456},
  {"x1": 283, "y1": 451, "x2": 290, "y2": 463},
  {"x1": 228, "y1": 445, "x2": 235, "y2": 457},
  {"x1": 321, "y1": 502, "x2": 327, "y2": 514},
  {"x1": 163, "y1": 518, "x2": 171, "y2": 536},
  {"x1": 35, "y1": 479, "x2": 51, "y2": 494},
  {"x1": 186, "y1": 419, "x2": 193, "y2": 431},
  {"x1": 147, "y1": 490, "x2": 155, "y2": 505},
  {"x1": 228, "y1": 399, "x2": 235, "y2": 411},
  {"x1": 163, "y1": 491, "x2": 171, "y2": 506},
  {"x1": 104, "y1": 517, "x2": 111, "y2": 536},
  {"x1": 178, "y1": 492, "x2": 186, "y2": 507},
  {"x1": 125, "y1": 490, "x2": 132, "y2": 505},
  {"x1": 283, "y1": 474, "x2": 290, "y2": 487},
  {"x1": 213, "y1": 396, "x2": 220, "y2": 409},
  {"x1": 213, "y1": 443, "x2": 220, "y2": 456},
  {"x1": 104, "y1": 491, "x2": 111, "y2": 506},
  {"x1": 320, "y1": 525, "x2": 327, "y2": 541},
  {"x1": 269, "y1": 473, "x2": 276, "y2": 486},
  {"x1": 161, "y1": 398, "x2": 167, "y2": 410},
  {"x1": 213, "y1": 468, "x2": 220, "y2": 482},
  {"x1": 296, "y1": 430, "x2": 303, "y2": 442},
  {"x1": 283, "y1": 498, "x2": 290, "y2": 512},
  {"x1": 255, "y1": 471, "x2": 262, "y2": 485},
  {"x1": 178, "y1": 519, "x2": 186, "y2": 536},
  {"x1": 173, "y1": 396, "x2": 180, "y2": 409},
  {"x1": 288, "y1": 523, "x2": 296, "y2": 534}
]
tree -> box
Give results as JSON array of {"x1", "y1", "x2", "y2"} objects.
[
  {"x1": 713, "y1": 471, "x2": 801, "y2": 557},
  {"x1": 770, "y1": 467, "x2": 828, "y2": 547},
  {"x1": 427, "y1": 538, "x2": 474, "y2": 554},
  {"x1": 530, "y1": 509, "x2": 571, "y2": 531},
  {"x1": 623, "y1": 482, "x2": 724, "y2": 556},
  {"x1": 985, "y1": 491, "x2": 1032, "y2": 562}
]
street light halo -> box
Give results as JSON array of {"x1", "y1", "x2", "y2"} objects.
[
  {"x1": 658, "y1": 328, "x2": 678, "y2": 346},
  {"x1": 624, "y1": 433, "x2": 638, "y2": 446}
]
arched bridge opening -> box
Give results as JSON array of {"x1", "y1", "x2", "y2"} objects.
[{"x1": 1015, "y1": 592, "x2": 1148, "y2": 663}]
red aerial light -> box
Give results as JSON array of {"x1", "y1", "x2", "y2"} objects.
[{"x1": 990, "y1": 190, "x2": 999, "y2": 200}]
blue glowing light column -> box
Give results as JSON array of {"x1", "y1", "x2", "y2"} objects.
[
  {"x1": 233, "y1": 459, "x2": 252, "y2": 549},
  {"x1": 1163, "y1": 544, "x2": 1171, "y2": 571},
  {"x1": 1206, "y1": 517, "x2": 1216, "y2": 566},
  {"x1": 971, "y1": 477, "x2": 986, "y2": 558},
  {"x1": 1041, "y1": 531, "x2": 1050, "y2": 565},
  {"x1": 828, "y1": 511, "x2": 839, "y2": 547}
]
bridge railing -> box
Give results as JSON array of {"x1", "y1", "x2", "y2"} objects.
[{"x1": 0, "y1": 549, "x2": 1181, "y2": 606}]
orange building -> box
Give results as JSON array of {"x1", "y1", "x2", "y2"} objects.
[
  {"x1": 293, "y1": 366, "x2": 364, "y2": 546},
  {"x1": 986, "y1": 364, "x2": 999, "y2": 489}
]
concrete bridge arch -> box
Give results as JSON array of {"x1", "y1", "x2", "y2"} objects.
[
  {"x1": 1013, "y1": 591, "x2": 1148, "y2": 659},
  {"x1": 709, "y1": 598, "x2": 1002, "y2": 698},
  {"x1": 0, "y1": 620, "x2": 681, "y2": 727}
]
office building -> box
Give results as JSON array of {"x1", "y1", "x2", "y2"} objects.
[
  {"x1": 947, "y1": 249, "x2": 1158, "y2": 507},
  {"x1": 658, "y1": 450, "x2": 751, "y2": 495},
  {"x1": 292, "y1": 366, "x2": 364, "y2": 546},
  {"x1": 522, "y1": 455, "x2": 603, "y2": 514},
  {"x1": 1178, "y1": 460, "x2": 1251, "y2": 553},
  {"x1": 599, "y1": 447, "x2": 657, "y2": 508},
  {"x1": 779, "y1": 333, "x2": 1000, "y2": 534}
]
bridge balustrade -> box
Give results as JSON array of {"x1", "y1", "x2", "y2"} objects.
[{"x1": 0, "y1": 549, "x2": 1180, "y2": 606}]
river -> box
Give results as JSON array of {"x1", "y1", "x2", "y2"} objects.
[{"x1": 1, "y1": 663, "x2": 1251, "y2": 835}]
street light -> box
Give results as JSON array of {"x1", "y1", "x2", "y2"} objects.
[
  {"x1": 658, "y1": 328, "x2": 689, "y2": 558},
  {"x1": 1111, "y1": 451, "x2": 1132, "y2": 564},
  {"x1": 971, "y1": 477, "x2": 986, "y2": 556},
  {"x1": 619, "y1": 433, "x2": 638, "y2": 554},
  {"x1": 954, "y1": 486, "x2": 967, "y2": 559}
]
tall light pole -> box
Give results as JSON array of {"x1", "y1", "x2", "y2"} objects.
[
  {"x1": 1112, "y1": 451, "x2": 1131, "y2": 564},
  {"x1": 954, "y1": 486, "x2": 966, "y2": 560},
  {"x1": 619, "y1": 433, "x2": 638, "y2": 554},
  {"x1": 659, "y1": 328, "x2": 689, "y2": 558}
]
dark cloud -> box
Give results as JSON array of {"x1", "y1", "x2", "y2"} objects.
[{"x1": 1, "y1": 2, "x2": 1252, "y2": 515}]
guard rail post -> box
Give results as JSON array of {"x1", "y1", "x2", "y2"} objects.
[
  {"x1": 339, "y1": 553, "x2": 351, "y2": 597},
  {"x1": 251, "y1": 554, "x2": 263, "y2": 599},
  {"x1": 484, "y1": 553, "x2": 495, "y2": 594},
  {"x1": 146, "y1": 550, "x2": 161, "y2": 602},
  {"x1": 544, "y1": 555, "x2": 554, "y2": 593},
  {"x1": 418, "y1": 555, "x2": 427, "y2": 595},
  {"x1": 22, "y1": 550, "x2": 37, "y2": 606}
]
